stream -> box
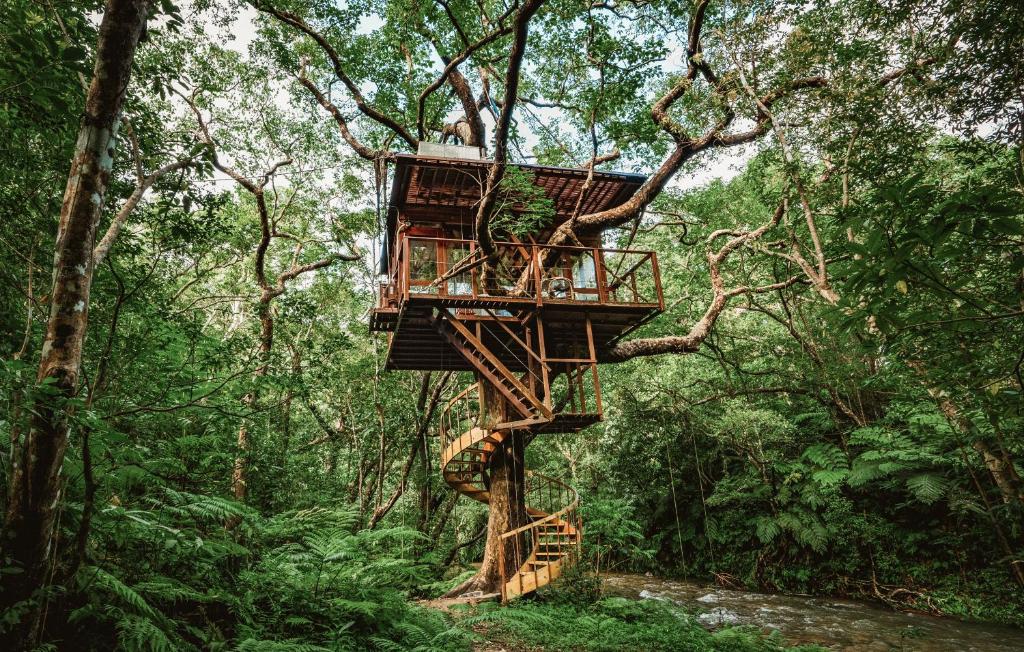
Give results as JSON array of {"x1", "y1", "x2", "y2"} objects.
[{"x1": 602, "y1": 573, "x2": 1024, "y2": 651}]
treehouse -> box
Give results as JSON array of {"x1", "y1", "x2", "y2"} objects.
[{"x1": 369, "y1": 145, "x2": 663, "y2": 601}]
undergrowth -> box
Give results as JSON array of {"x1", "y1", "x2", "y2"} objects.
[{"x1": 449, "y1": 597, "x2": 825, "y2": 652}]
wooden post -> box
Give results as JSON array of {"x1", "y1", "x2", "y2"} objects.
[
  {"x1": 595, "y1": 248, "x2": 608, "y2": 303},
  {"x1": 651, "y1": 252, "x2": 664, "y2": 310},
  {"x1": 536, "y1": 316, "x2": 551, "y2": 410},
  {"x1": 533, "y1": 244, "x2": 543, "y2": 306},
  {"x1": 470, "y1": 240, "x2": 478, "y2": 299},
  {"x1": 401, "y1": 236, "x2": 410, "y2": 302},
  {"x1": 586, "y1": 317, "x2": 602, "y2": 415}
]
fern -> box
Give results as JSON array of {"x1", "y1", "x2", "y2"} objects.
[
  {"x1": 116, "y1": 615, "x2": 179, "y2": 652},
  {"x1": 234, "y1": 640, "x2": 332, "y2": 652},
  {"x1": 905, "y1": 473, "x2": 950, "y2": 504},
  {"x1": 86, "y1": 567, "x2": 171, "y2": 629},
  {"x1": 848, "y1": 459, "x2": 887, "y2": 486},
  {"x1": 802, "y1": 443, "x2": 847, "y2": 471},
  {"x1": 755, "y1": 517, "x2": 782, "y2": 544}
]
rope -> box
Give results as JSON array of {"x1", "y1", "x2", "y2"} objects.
[
  {"x1": 692, "y1": 433, "x2": 716, "y2": 570},
  {"x1": 665, "y1": 442, "x2": 687, "y2": 569}
]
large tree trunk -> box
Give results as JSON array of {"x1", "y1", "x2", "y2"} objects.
[
  {"x1": 0, "y1": 0, "x2": 150, "y2": 637},
  {"x1": 444, "y1": 381, "x2": 529, "y2": 597}
]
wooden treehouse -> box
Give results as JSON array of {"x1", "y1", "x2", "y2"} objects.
[{"x1": 369, "y1": 145, "x2": 664, "y2": 601}]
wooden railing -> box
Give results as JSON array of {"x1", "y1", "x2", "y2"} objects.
[
  {"x1": 438, "y1": 381, "x2": 484, "y2": 467},
  {"x1": 389, "y1": 237, "x2": 662, "y2": 309},
  {"x1": 498, "y1": 471, "x2": 582, "y2": 600}
]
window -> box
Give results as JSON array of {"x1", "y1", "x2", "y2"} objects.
[{"x1": 409, "y1": 239, "x2": 438, "y2": 290}]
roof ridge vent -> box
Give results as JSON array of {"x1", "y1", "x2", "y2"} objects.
[{"x1": 417, "y1": 142, "x2": 486, "y2": 160}]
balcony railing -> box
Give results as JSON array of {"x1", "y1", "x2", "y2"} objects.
[{"x1": 379, "y1": 237, "x2": 663, "y2": 311}]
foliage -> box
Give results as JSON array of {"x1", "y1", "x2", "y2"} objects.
[
  {"x1": 455, "y1": 598, "x2": 824, "y2": 652},
  {"x1": 489, "y1": 166, "x2": 556, "y2": 239},
  {"x1": 1, "y1": 0, "x2": 1022, "y2": 649}
]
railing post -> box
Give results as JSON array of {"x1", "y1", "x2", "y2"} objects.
[
  {"x1": 401, "y1": 237, "x2": 410, "y2": 302},
  {"x1": 650, "y1": 252, "x2": 664, "y2": 310},
  {"x1": 536, "y1": 316, "x2": 551, "y2": 410},
  {"x1": 595, "y1": 248, "x2": 608, "y2": 303},
  {"x1": 533, "y1": 245, "x2": 543, "y2": 306},
  {"x1": 586, "y1": 317, "x2": 602, "y2": 415},
  {"x1": 469, "y1": 240, "x2": 478, "y2": 299}
]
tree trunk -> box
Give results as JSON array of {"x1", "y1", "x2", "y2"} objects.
[
  {"x1": 973, "y1": 439, "x2": 1023, "y2": 508},
  {"x1": 443, "y1": 381, "x2": 529, "y2": 597},
  {"x1": 0, "y1": 0, "x2": 150, "y2": 638},
  {"x1": 233, "y1": 299, "x2": 273, "y2": 504},
  {"x1": 918, "y1": 369, "x2": 1024, "y2": 584}
]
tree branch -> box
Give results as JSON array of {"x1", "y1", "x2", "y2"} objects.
[
  {"x1": 93, "y1": 158, "x2": 192, "y2": 267},
  {"x1": 253, "y1": 1, "x2": 419, "y2": 149},
  {"x1": 473, "y1": 0, "x2": 546, "y2": 257}
]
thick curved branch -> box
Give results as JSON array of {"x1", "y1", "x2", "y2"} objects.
[
  {"x1": 254, "y1": 1, "x2": 418, "y2": 149},
  {"x1": 473, "y1": 0, "x2": 547, "y2": 257},
  {"x1": 606, "y1": 199, "x2": 799, "y2": 362},
  {"x1": 416, "y1": 8, "x2": 517, "y2": 142},
  {"x1": 297, "y1": 74, "x2": 380, "y2": 160},
  {"x1": 445, "y1": 66, "x2": 486, "y2": 146}
]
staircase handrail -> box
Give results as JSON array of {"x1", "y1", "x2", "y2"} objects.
[
  {"x1": 438, "y1": 314, "x2": 553, "y2": 420},
  {"x1": 498, "y1": 470, "x2": 579, "y2": 541}
]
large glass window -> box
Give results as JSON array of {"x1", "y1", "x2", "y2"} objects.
[
  {"x1": 572, "y1": 252, "x2": 599, "y2": 301},
  {"x1": 408, "y1": 239, "x2": 438, "y2": 291},
  {"x1": 447, "y1": 243, "x2": 473, "y2": 296}
]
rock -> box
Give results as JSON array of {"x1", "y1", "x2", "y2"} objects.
[
  {"x1": 639, "y1": 589, "x2": 670, "y2": 602},
  {"x1": 697, "y1": 593, "x2": 719, "y2": 603},
  {"x1": 698, "y1": 607, "x2": 741, "y2": 627}
]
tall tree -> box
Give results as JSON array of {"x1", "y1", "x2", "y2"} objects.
[{"x1": 1, "y1": 0, "x2": 152, "y2": 636}]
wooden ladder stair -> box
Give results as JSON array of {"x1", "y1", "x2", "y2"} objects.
[{"x1": 434, "y1": 310, "x2": 584, "y2": 602}]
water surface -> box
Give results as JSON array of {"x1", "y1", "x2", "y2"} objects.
[{"x1": 602, "y1": 573, "x2": 1024, "y2": 651}]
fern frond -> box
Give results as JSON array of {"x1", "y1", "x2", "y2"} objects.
[
  {"x1": 234, "y1": 639, "x2": 332, "y2": 652},
  {"x1": 906, "y1": 473, "x2": 950, "y2": 504},
  {"x1": 116, "y1": 614, "x2": 180, "y2": 652}
]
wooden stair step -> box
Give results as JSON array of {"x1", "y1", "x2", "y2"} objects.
[{"x1": 537, "y1": 542, "x2": 574, "y2": 549}]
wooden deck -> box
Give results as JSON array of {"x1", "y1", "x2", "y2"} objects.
[
  {"x1": 379, "y1": 303, "x2": 659, "y2": 370},
  {"x1": 370, "y1": 236, "x2": 663, "y2": 368}
]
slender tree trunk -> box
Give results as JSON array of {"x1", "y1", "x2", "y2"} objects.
[
  {"x1": 233, "y1": 298, "x2": 272, "y2": 504},
  {"x1": 0, "y1": 0, "x2": 150, "y2": 638},
  {"x1": 7, "y1": 243, "x2": 37, "y2": 470},
  {"x1": 444, "y1": 381, "x2": 529, "y2": 597},
  {"x1": 428, "y1": 490, "x2": 458, "y2": 544},
  {"x1": 915, "y1": 364, "x2": 1024, "y2": 584},
  {"x1": 972, "y1": 439, "x2": 1023, "y2": 508}
]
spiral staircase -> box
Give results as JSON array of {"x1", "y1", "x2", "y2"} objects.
[{"x1": 433, "y1": 309, "x2": 593, "y2": 601}]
